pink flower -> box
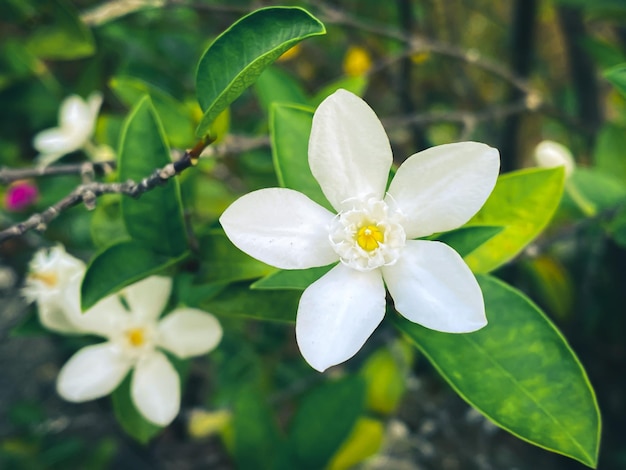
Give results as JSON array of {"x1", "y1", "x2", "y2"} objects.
[{"x1": 5, "y1": 180, "x2": 38, "y2": 212}]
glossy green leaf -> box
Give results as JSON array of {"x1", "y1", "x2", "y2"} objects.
[
  {"x1": 118, "y1": 96, "x2": 187, "y2": 257},
  {"x1": 605, "y1": 63, "x2": 626, "y2": 98},
  {"x1": 200, "y1": 282, "x2": 300, "y2": 323},
  {"x1": 233, "y1": 386, "x2": 282, "y2": 470},
  {"x1": 393, "y1": 275, "x2": 600, "y2": 468},
  {"x1": 270, "y1": 103, "x2": 332, "y2": 209},
  {"x1": 251, "y1": 265, "x2": 333, "y2": 291},
  {"x1": 284, "y1": 376, "x2": 366, "y2": 470},
  {"x1": 435, "y1": 225, "x2": 504, "y2": 259},
  {"x1": 195, "y1": 7, "x2": 325, "y2": 137},
  {"x1": 109, "y1": 76, "x2": 194, "y2": 147},
  {"x1": 81, "y1": 240, "x2": 188, "y2": 311},
  {"x1": 465, "y1": 167, "x2": 565, "y2": 273},
  {"x1": 111, "y1": 373, "x2": 163, "y2": 443},
  {"x1": 255, "y1": 66, "x2": 309, "y2": 112},
  {"x1": 89, "y1": 194, "x2": 128, "y2": 249},
  {"x1": 25, "y1": 0, "x2": 94, "y2": 60},
  {"x1": 197, "y1": 231, "x2": 274, "y2": 283}
]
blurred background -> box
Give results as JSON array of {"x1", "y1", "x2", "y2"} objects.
[{"x1": 1, "y1": 0, "x2": 626, "y2": 468}]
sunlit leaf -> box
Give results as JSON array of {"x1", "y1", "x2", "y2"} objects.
[
  {"x1": 81, "y1": 240, "x2": 188, "y2": 311},
  {"x1": 393, "y1": 275, "x2": 600, "y2": 468},
  {"x1": 270, "y1": 103, "x2": 331, "y2": 209},
  {"x1": 195, "y1": 7, "x2": 325, "y2": 137},
  {"x1": 327, "y1": 418, "x2": 384, "y2": 470},
  {"x1": 118, "y1": 96, "x2": 188, "y2": 257},
  {"x1": 465, "y1": 167, "x2": 565, "y2": 273}
]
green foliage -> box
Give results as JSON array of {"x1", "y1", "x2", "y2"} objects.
[
  {"x1": 195, "y1": 7, "x2": 326, "y2": 137},
  {"x1": 605, "y1": 63, "x2": 626, "y2": 98},
  {"x1": 435, "y1": 225, "x2": 504, "y2": 258},
  {"x1": 251, "y1": 265, "x2": 333, "y2": 291},
  {"x1": 465, "y1": 167, "x2": 566, "y2": 273},
  {"x1": 393, "y1": 275, "x2": 600, "y2": 468}
]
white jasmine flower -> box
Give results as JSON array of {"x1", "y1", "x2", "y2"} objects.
[
  {"x1": 22, "y1": 245, "x2": 86, "y2": 334},
  {"x1": 534, "y1": 140, "x2": 575, "y2": 177},
  {"x1": 33, "y1": 92, "x2": 103, "y2": 166},
  {"x1": 56, "y1": 276, "x2": 223, "y2": 427},
  {"x1": 220, "y1": 89, "x2": 500, "y2": 372}
]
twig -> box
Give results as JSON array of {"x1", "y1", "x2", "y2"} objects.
[
  {"x1": 0, "y1": 161, "x2": 116, "y2": 185},
  {"x1": 0, "y1": 139, "x2": 210, "y2": 244}
]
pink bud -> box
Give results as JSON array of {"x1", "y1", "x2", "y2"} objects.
[{"x1": 5, "y1": 180, "x2": 38, "y2": 212}]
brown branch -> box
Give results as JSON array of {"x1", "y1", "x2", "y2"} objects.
[{"x1": 0, "y1": 161, "x2": 116, "y2": 185}]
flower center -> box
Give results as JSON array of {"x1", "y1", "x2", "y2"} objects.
[
  {"x1": 28, "y1": 271, "x2": 58, "y2": 287},
  {"x1": 126, "y1": 327, "x2": 146, "y2": 347},
  {"x1": 356, "y1": 224, "x2": 384, "y2": 251},
  {"x1": 329, "y1": 197, "x2": 406, "y2": 271}
]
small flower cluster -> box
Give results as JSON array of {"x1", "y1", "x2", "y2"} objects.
[{"x1": 23, "y1": 245, "x2": 222, "y2": 426}]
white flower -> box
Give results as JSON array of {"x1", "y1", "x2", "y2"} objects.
[
  {"x1": 220, "y1": 89, "x2": 500, "y2": 372},
  {"x1": 56, "y1": 276, "x2": 223, "y2": 426},
  {"x1": 22, "y1": 245, "x2": 86, "y2": 334},
  {"x1": 534, "y1": 140, "x2": 575, "y2": 177},
  {"x1": 33, "y1": 92, "x2": 103, "y2": 166}
]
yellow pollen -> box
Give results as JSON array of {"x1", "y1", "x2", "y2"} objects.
[
  {"x1": 126, "y1": 328, "x2": 145, "y2": 347},
  {"x1": 29, "y1": 271, "x2": 58, "y2": 287},
  {"x1": 356, "y1": 224, "x2": 384, "y2": 251}
]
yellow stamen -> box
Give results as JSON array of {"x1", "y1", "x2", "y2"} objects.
[
  {"x1": 126, "y1": 328, "x2": 145, "y2": 347},
  {"x1": 356, "y1": 224, "x2": 384, "y2": 251},
  {"x1": 29, "y1": 271, "x2": 58, "y2": 287}
]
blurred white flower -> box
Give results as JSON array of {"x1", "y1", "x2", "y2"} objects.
[
  {"x1": 33, "y1": 92, "x2": 103, "y2": 166},
  {"x1": 534, "y1": 140, "x2": 575, "y2": 177},
  {"x1": 22, "y1": 245, "x2": 85, "y2": 334},
  {"x1": 56, "y1": 276, "x2": 223, "y2": 426},
  {"x1": 220, "y1": 89, "x2": 500, "y2": 372}
]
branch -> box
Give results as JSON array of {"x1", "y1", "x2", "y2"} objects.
[
  {"x1": 0, "y1": 139, "x2": 209, "y2": 244},
  {"x1": 0, "y1": 161, "x2": 116, "y2": 185}
]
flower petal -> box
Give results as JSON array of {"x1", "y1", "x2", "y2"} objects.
[
  {"x1": 382, "y1": 240, "x2": 486, "y2": 333},
  {"x1": 309, "y1": 89, "x2": 393, "y2": 210},
  {"x1": 131, "y1": 351, "x2": 180, "y2": 426},
  {"x1": 122, "y1": 276, "x2": 172, "y2": 321},
  {"x1": 296, "y1": 263, "x2": 386, "y2": 372},
  {"x1": 57, "y1": 342, "x2": 131, "y2": 402},
  {"x1": 220, "y1": 188, "x2": 338, "y2": 269},
  {"x1": 77, "y1": 293, "x2": 129, "y2": 337},
  {"x1": 38, "y1": 301, "x2": 81, "y2": 334},
  {"x1": 387, "y1": 142, "x2": 500, "y2": 238},
  {"x1": 33, "y1": 127, "x2": 78, "y2": 155},
  {"x1": 158, "y1": 308, "x2": 223, "y2": 358}
]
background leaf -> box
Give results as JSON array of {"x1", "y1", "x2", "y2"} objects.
[
  {"x1": 81, "y1": 240, "x2": 187, "y2": 311},
  {"x1": 195, "y1": 6, "x2": 325, "y2": 137},
  {"x1": 393, "y1": 275, "x2": 600, "y2": 468},
  {"x1": 251, "y1": 265, "x2": 333, "y2": 291},
  {"x1": 118, "y1": 96, "x2": 188, "y2": 257},
  {"x1": 435, "y1": 225, "x2": 504, "y2": 259},
  {"x1": 605, "y1": 63, "x2": 626, "y2": 98},
  {"x1": 464, "y1": 167, "x2": 565, "y2": 273}
]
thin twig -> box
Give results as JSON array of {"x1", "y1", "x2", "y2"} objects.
[
  {"x1": 0, "y1": 139, "x2": 210, "y2": 244},
  {"x1": 0, "y1": 161, "x2": 116, "y2": 185}
]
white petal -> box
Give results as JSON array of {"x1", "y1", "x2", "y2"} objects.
[
  {"x1": 220, "y1": 188, "x2": 338, "y2": 269},
  {"x1": 122, "y1": 276, "x2": 172, "y2": 321},
  {"x1": 33, "y1": 127, "x2": 78, "y2": 155},
  {"x1": 38, "y1": 301, "x2": 82, "y2": 334},
  {"x1": 382, "y1": 240, "x2": 486, "y2": 333},
  {"x1": 86, "y1": 91, "x2": 104, "y2": 121},
  {"x1": 309, "y1": 89, "x2": 393, "y2": 210},
  {"x1": 131, "y1": 351, "x2": 180, "y2": 426},
  {"x1": 387, "y1": 142, "x2": 500, "y2": 238},
  {"x1": 157, "y1": 308, "x2": 223, "y2": 358},
  {"x1": 296, "y1": 263, "x2": 386, "y2": 372},
  {"x1": 78, "y1": 294, "x2": 129, "y2": 337},
  {"x1": 59, "y1": 95, "x2": 91, "y2": 129},
  {"x1": 57, "y1": 343, "x2": 131, "y2": 402}
]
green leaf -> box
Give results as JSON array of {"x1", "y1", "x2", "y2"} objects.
[
  {"x1": 283, "y1": 376, "x2": 366, "y2": 470},
  {"x1": 25, "y1": 0, "x2": 94, "y2": 60},
  {"x1": 393, "y1": 275, "x2": 600, "y2": 468},
  {"x1": 435, "y1": 225, "x2": 504, "y2": 259},
  {"x1": 111, "y1": 373, "x2": 163, "y2": 443},
  {"x1": 311, "y1": 76, "x2": 368, "y2": 106},
  {"x1": 197, "y1": 231, "x2": 274, "y2": 283},
  {"x1": 251, "y1": 265, "x2": 333, "y2": 291},
  {"x1": 593, "y1": 123, "x2": 626, "y2": 181},
  {"x1": 118, "y1": 96, "x2": 187, "y2": 257},
  {"x1": 465, "y1": 167, "x2": 565, "y2": 273},
  {"x1": 109, "y1": 76, "x2": 195, "y2": 148},
  {"x1": 605, "y1": 63, "x2": 626, "y2": 98},
  {"x1": 608, "y1": 204, "x2": 626, "y2": 248},
  {"x1": 89, "y1": 194, "x2": 129, "y2": 249},
  {"x1": 569, "y1": 168, "x2": 626, "y2": 211},
  {"x1": 233, "y1": 386, "x2": 282, "y2": 470},
  {"x1": 200, "y1": 282, "x2": 300, "y2": 323},
  {"x1": 255, "y1": 66, "x2": 309, "y2": 112},
  {"x1": 270, "y1": 103, "x2": 331, "y2": 209},
  {"x1": 81, "y1": 240, "x2": 188, "y2": 311},
  {"x1": 195, "y1": 7, "x2": 325, "y2": 137}
]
